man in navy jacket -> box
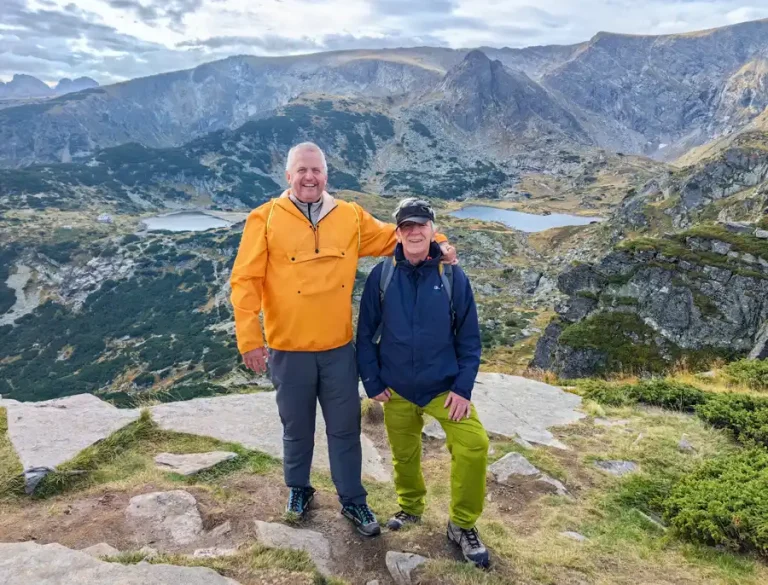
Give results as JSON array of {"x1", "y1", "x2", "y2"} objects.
[{"x1": 356, "y1": 197, "x2": 490, "y2": 568}]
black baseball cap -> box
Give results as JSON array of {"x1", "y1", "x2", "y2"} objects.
[{"x1": 395, "y1": 198, "x2": 435, "y2": 227}]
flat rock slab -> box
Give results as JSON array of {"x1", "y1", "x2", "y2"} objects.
[
  {"x1": 150, "y1": 393, "x2": 390, "y2": 482},
  {"x1": 0, "y1": 542, "x2": 240, "y2": 585},
  {"x1": 254, "y1": 520, "x2": 331, "y2": 576},
  {"x1": 471, "y1": 373, "x2": 584, "y2": 449},
  {"x1": 489, "y1": 452, "x2": 568, "y2": 496},
  {"x1": 560, "y1": 531, "x2": 588, "y2": 542},
  {"x1": 386, "y1": 551, "x2": 428, "y2": 585},
  {"x1": 594, "y1": 460, "x2": 638, "y2": 476},
  {"x1": 0, "y1": 394, "x2": 139, "y2": 471},
  {"x1": 125, "y1": 490, "x2": 204, "y2": 548},
  {"x1": 155, "y1": 451, "x2": 238, "y2": 476}
]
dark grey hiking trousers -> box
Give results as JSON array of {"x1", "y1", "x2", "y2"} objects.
[{"x1": 269, "y1": 342, "x2": 367, "y2": 506}]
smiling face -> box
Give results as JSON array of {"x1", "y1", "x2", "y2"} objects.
[
  {"x1": 396, "y1": 220, "x2": 435, "y2": 263},
  {"x1": 285, "y1": 146, "x2": 327, "y2": 203}
]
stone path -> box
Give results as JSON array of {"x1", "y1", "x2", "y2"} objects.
[
  {"x1": 2, "y1": 373, "x2": 585, "y2": 488},
  {"x1": 0, "y1": 542, "x2": 240, "y2": 585}
]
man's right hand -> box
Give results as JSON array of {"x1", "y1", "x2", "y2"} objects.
[
  {"x1": 242, "y1": 347, "x2": 268, "y2": 373},
  {"x1": 372, "y1": 389, "x2": 391, "y2": 403}
]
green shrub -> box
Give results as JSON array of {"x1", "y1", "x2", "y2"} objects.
[
  {"x1": 723, "y1": 359, "x2": 768, "y2": 391},
  {"x1": 695, "y1": 393, "x2": 768, "y2": 446},
  {"x1": 580, "y1": 379, "x2": 707, "y2": 411},
  {"x1": 663, "y1": 448, "x2": 768, "y2": 555}
]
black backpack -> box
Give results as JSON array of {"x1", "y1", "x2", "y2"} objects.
[{"x1": 373, "y1": 258, "x2": 455, "y2": 344}]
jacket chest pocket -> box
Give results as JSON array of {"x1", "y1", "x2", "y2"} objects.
[{"x1": 289, "y1": 248, "x2": 348, "y2": 296}]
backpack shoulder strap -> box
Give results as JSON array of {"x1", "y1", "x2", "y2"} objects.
[
  {"x1": 374, "y1": 257, "x2": 397, "y2": 344},
  {"x1": 439, "y1": 263, "x2": 457, "y2": 332}
]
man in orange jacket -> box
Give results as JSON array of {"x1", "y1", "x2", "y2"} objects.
[{"x1": 230, "y1": 142, "x2": 455, "y2": 536}]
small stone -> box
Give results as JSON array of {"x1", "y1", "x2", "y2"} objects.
[
  {"x1": 254, "y1": 520, "x2": 332, "y2": 576},
  {"x1": 755, "y1": 229, "x2": 768, "y2": 239},
  {"x1": 636, "y1": 510, "x2": 668, "y2": 532},
  {"x1": 594, "y1": 460, "x2": 638, "y2": 476},
  {"x1": 192, "y1": 547, "x2": 238, "y2": 558},
  {"x1": 81, "y1": 543, "x2": 120, "y2": 558},
  {"x1": 386, "y1": 551, "x2": 428, "y2": 585},
  {"x1": 154, "y1": 451, "x2": 238, "y2": 476},
  {"x1": 560, "y1": 531, "x2": 587, "y2": 542},
  {"x1": 742, "y1": 253, "x2": 757, "y2": 264},
  {"x1": 422, "y1": 419, "x2": 446, "y2": 441},
  {"x1": 696, "y1": 370, "x2": 716, "y2": 379},
  {"x1": 489, "y1": 452, "x2": 540, "y2": 480},
  {"x1": 367, "y1": 581, "x2": 381, "y2": 585},
  {"x1": 711, "y1": 241, "x2": 732, "y2": 255},
  {"x1": 208, "y1": 521, "x2": 232, "y2": 538},
  {"x1": 125, "y1": 491, "x2": 204, "y2": 547},
  {"x1": 678, "y1": 436, "x2": 695, "y2": 453}
]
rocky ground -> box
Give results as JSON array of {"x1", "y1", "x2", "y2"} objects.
[{"x1": 3, "y1": 372, "x2": 767, "y2": 585}]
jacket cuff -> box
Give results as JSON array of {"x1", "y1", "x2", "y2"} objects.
[
  {"x1": 362, "y1": 376, "x2": 386, "y2": 398},
  {"x1": 451, "y1": 386, "x2": 472, "y2": 401}
]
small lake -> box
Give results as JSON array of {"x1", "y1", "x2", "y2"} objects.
[
  {"x1": 141, "y1": 212, "x2": 232, "y2": 232},
  {"x1": 450, "y1": 205, "x2": 603, "y2": 232}
]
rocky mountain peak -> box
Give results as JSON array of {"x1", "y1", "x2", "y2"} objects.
[
  {"x1": 0, "y1": 74, "x2": 51, "y2": 98},
  {"x1": 55, "y1": 77, "x2": 99, "y2": 94},
  {"x1": 439, "y1": 48, "x2": 588, "y2": 141}
]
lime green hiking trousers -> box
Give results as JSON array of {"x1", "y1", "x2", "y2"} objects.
[{"x1": 383, "y1": 390, "x2": 489, "y2": 529}]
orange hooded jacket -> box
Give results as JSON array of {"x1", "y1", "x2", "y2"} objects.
[{"x1": 230, "y1": 190, "x2": 446, "y2": 354}]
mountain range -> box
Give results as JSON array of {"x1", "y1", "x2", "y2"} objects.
[
  {"x1": 0, "y1": 74, "x2": 99, "y2": 100},
  {"x1": 1, "y1": 18, "x2": 767, "y2": 169}
]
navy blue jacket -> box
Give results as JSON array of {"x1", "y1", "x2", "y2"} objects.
[{"x1": 356, "y1": 242, "x2": 481, "y2": 407}]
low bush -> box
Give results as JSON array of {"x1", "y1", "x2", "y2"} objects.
[
  {"x1": 663, "y1": 448, "x2": 768, "y2": 555},
  {"x1": 696, "y1": 393, "x2": 768, "y2": 447},
  {"x1": 580, "y1": 379, "x2": 708, "y2": 411},
  {"x1": 723, "y1": 358, "x2": 768, "y2": 391}
]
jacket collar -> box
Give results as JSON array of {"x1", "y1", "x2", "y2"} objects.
[
  {"x1": 279, "y1": 189, "x2": 337, "y2": 223},
  {"x1": 395, "y1": 241, "x2": 443, "y2": 269}
]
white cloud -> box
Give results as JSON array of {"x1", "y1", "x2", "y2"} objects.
[{"x1": 1, "y1": 0, "x2": 768, "y2": 83}]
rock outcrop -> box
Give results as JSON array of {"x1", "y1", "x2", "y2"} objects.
[{"x1": 532, "y1": 226, "x2": 768, "y2": 377}]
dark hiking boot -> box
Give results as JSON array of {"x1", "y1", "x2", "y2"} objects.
[
  {"x1": 286, "y1": 487, "x2": 315, "y2": 518},
  {"x1": 341, "y1": 503, "x2": 381, "y2": 536},
  {"x1": 447, "y1": 520, "x2": 490, "y2": 568},
  {"x1": 386, "y1": 510, "x2": 422, "y2": 531}
]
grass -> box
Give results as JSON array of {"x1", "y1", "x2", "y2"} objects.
[
  {"x1": 34, "y1": 410, "x2": 279, "y2": 498},
  {"x1": 0, "y1": 406, "x2": 25, "y2": 499}
]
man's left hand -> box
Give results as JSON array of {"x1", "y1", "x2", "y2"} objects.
[
  {"x1": 444, "y1": 391, "x2": 471, "y2": 421},
  {"x1": 439, "y1": 242, "x2": 458, "y2": 265}
]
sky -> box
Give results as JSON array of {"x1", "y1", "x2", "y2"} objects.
[{"x1": 2, "y1": 0, "x2": 768, "y2": 85}]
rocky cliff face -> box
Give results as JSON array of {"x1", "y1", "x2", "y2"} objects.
[
  {"x1": 541, "y1": 19, "x2": 768, "y2": 159},
  {"x1": 532, "y1": 225, "x2": 768, "y2": 378},
  {"x1": 438, "y1": 51, "x2": 588, "y2": 142}
]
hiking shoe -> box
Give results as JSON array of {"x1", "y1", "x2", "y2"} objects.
[
  {"x1": 286, "y1": 487, "x2": 316, "y2": 518},
  {"x1": 341, "y1": 503, "x2": 381, "y2": 536},
  {"x1": 447, "y1": 520, "x2": 490, "y2": 568},
  {"x1": 386, "y1": 510, "x2": 422, "y2": 531}
]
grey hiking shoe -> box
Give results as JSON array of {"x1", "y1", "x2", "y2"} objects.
[
  {"x1": 286, "y1": 487, "x2": 315, "y2": 518},
  {"x1": 447, "y1": 520, "x2": 490, "y2": 568},
  {"x1": 341, "y1": 503, "x2": 381, "y2": 536},
  {"x1": 386, "y1": 510, "x2": 421, "y2": 531}
]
